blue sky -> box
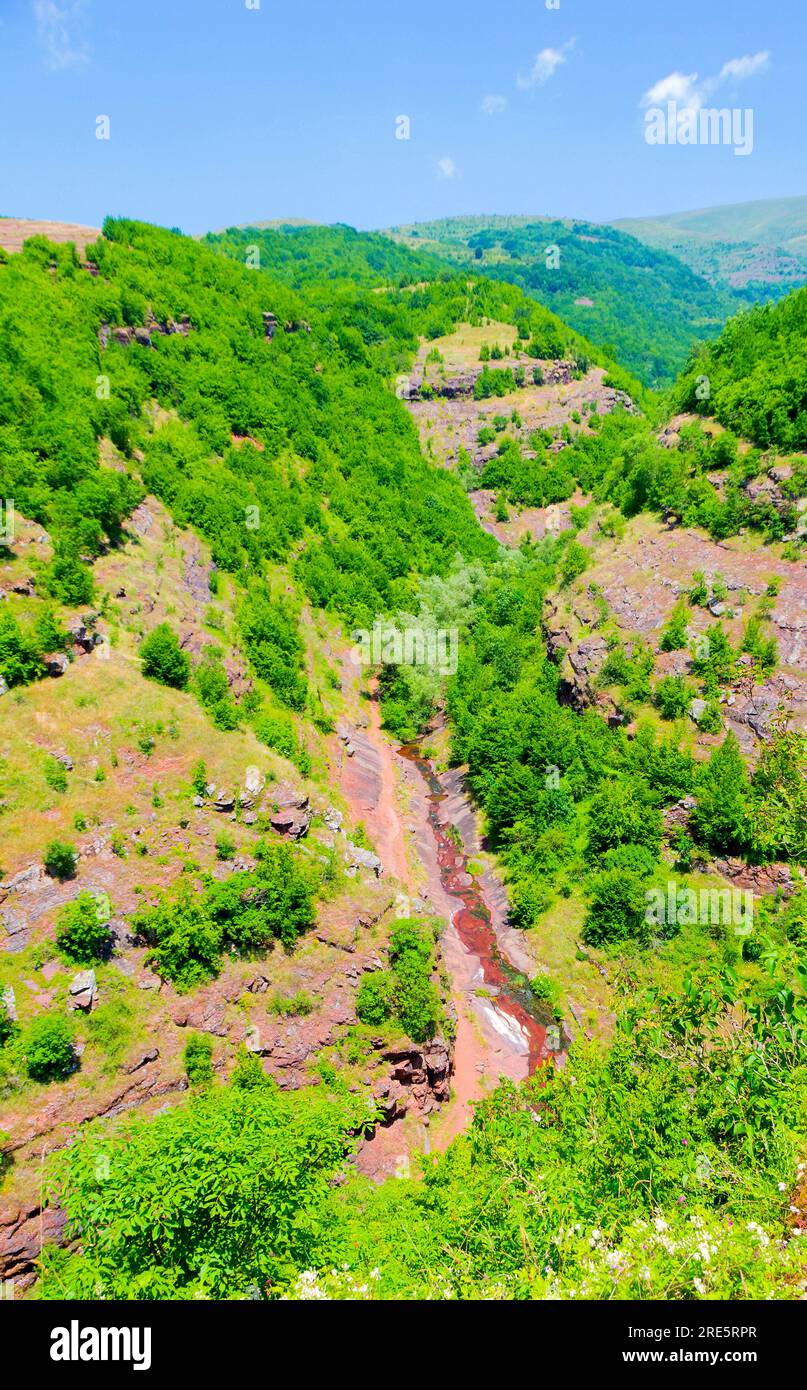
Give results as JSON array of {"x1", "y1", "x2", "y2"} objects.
[{"x1": 1, "y1": 0, "x2": 804, "y2": 234}]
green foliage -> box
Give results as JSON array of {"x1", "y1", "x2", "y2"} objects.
[
  {"x1": 43, "y1": 549, "x2": 94, "y2": 605},
  {"x1": 239, "y1": 590, "x2": 306, "y2": 710},
  {"x1": 139, "y1": 623, "x2": 190, "y2": 690},
  {"x1": 190, "y1": 759, "x2": 208, "y2": 796},
  {"x1": 675, "y1": 286, "x2": 807, "y2": 450},
  {"x1": 132, "y1": 842, "x2": 315, "y2": 989},
  {"x1": 25, "y1": 1013, "x2": 76, "y2": 1083},
  {"x1": 356, "y1": 971, "x2": 397, "y2": 1027},
  {"x1": 0, "y1": 996, "x2": 14, "y2": 1047},
  {"x1": 0, "y1": 609, "x2": 46, "y2": 687},
  {"x1": 474, "y1": 367, "x2": 515, "y2": 399},
  {"x1": 55, "y1": 892, "x2": 111, "y2": 963},
  {"x1": 654, "y1": 674, "x2": 692, "y2": 720},
  {"x1": 43, "y1": 840, "x2": 77, "y2": 881},
  {"x1": 231, "y1": 1044, "x2": 274, "y2": 1091},
  {"x1": 742, "y1": 617, "x2": 778, "y2": 677},
  {"x1": 559, "y1": 539, "x2": 590, "y2": 586},
  {"x1": 583, "y1": 868, "x2": 650, "y2": 946},
  {"x1": 691, "y1": 733, "x2": 749, "y2": 854},
  {"x1": 44, "y1": 756, "x2": 68, "y2": 793},
  {"x1": 747, "y1": 720, "x2": 807, "y2": 863},
  {"x1": 184, "y1": 1032, "x2": 214, "y2": 1088},
  {"x1": 40, "y1": 1083, "x2": 368, "y2": 1299},
  {"x1": 267, "y1": 990, "x2": 313, "y2": 1018},
  {"x1": 586, "y1": 782, "x2": 662, "y2": 860},
  {"x1": 253, "y1": 710, "x2": 310, "y2": 775},
  {"x1": 356, "y1": 919, "x2": 443, "y2": 1043},
  {"x1": 659, "y1": 602, "x2": 689, "y2": 651},
  {"x1": 194, "y1": 647, "x2": 238, "y2": 727}
]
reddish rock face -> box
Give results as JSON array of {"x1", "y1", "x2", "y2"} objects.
[{"x1": 543, "y1": 518, "x2": 807, "y2": 758}]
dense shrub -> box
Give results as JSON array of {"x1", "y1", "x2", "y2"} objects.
[
  {"x1": 43, "y1": 840, "x2": 78, "y2": 881},
  {"x1": 55, "y1": 892, "x2": 111, "y2": 963},
  {"x1": 356, "y1": 920, "x2": 442, "y2": 1043},
  {"x1": 25, "y1": 1014, "x2": 76, "y2": 1083},
  {"x1": 139, "y1": 624, "x2": 190, "y2": 689},
  {"x1": 132, "y1": 843, "x2": 315, "y2": 988},
  {"x1": 184, "y1": 1032, "x2": 214, "y2": 1088},
  {"x1": 582, "y1": 868, "x2": 650, "y2": 946}
]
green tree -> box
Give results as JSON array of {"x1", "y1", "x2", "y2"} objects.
[
  {"x1": 56, "y1": 892, "x2": 111, "y2": 963},
  {"x1": 43, "y1": 840, "x2": 78, "y2": 881},
  {"x1": 586, "y1": 782, "x2": 661, "y2": 860},
  {"x1": 41, "y1": 1084, "x2": 367, "y2": 1299},
  {"x1": 583, "y1": 869, "x2": 651, "y2": 946},
  {"x1": 139, "y1": 624, "x2": 190, "y2": 689},
  {"x1": 184, "y1": 1033, "x2": 214, "y2": 1088},
  {"x1": 691, "y1": 732, "x2": 749, "y2": 853},
  {"x1": 25, "y1": 1013, "x2": 76, "y2": 1083}
]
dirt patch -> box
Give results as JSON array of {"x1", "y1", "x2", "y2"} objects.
[{"x1": 0, "y1": 219, "x2": 101, "y2": 258}]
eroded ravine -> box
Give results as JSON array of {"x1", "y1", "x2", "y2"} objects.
[
  {"x1": 399, "y1": 741, "x2": 553, "y2": 1075},
  {"x1": 333, "y1": 662, "x2": 558, "y2": 1161}
]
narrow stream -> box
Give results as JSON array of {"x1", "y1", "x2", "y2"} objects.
[{"x1": 399, "y1": 742, "x2": 558, "y2": 1073}]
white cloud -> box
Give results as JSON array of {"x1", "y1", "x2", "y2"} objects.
[
  {"x1": 641, "y1": 71, "x2": 702, "y2": 112},
  {"x1": 437, "y1": 156, "x2": 457, "y2": 180},
  {"x1": 717, "y1": 51, "x2": 770, "y2": 83},
  {"x1": 33, "y1": 0, "x2": 90, "y2": 71},
  {"x1": 517, "y1": 40, "x2": 575, "y2": 90},
  {"x1": 481, "y1": 94, "x2": 507, "y2": 116},
  {"x1": 641, "y1": 52, "x2": 771, "y2": 111}
]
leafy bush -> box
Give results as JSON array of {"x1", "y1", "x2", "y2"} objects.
[
  {"x1": 356, "y1": 920, "x2": 443, "y2": 1042},
  {"x1": 0, "y1": 610, "x2": 45, "y2": 688},
  {"x1": 654, "y1": 674, "x2": 692, "y2": 720},
  {"x1": 44, "y1": 757, "x2": 68, "y2": 793},
  {"x1": 215, "y1": 833, "x2": 236, "y2": 862},
  {"x1": 586, "y1": 782, "x2": 661, "y2": 860},
  {"x1": 239, "y1": 592, "x2": 307, "y2": 711},
  {"x1": 132, "y1": 843, "x2": 315, "y2": 988},
  {"x1": 43, "y1": 840, "x2": 78, "y2": 881},
  {"x1": 582, "y1": 868, "x2": 650, "y2": 946},
  {"x1": 356, "y1": 971, "x2": 396, "y2": 1027},
  {"x1": 40, "y1": 1083, "x2": 367, "y2": 1299},
  {"x1": 55, "y1": 892, "x2": 111, "y2": 963},
  {"x1": 691, "y1": 733, "x2": 749, "y2": 854},
  {"x1": 139, "y1": 624, "x2": 190, "y2": 689},
  {"x1": 0, "y1": 996, "x2": 14, "y2": 1047},
  {"x1": 25, "y1": 1013, "x2": 76, "y2": 1083},
  {"x1": 184, "y1": 1032, "x2": 214, "y2": 1088},
  {"x1": 659, "y1": 603, "x2": 688, "y2": 651}
]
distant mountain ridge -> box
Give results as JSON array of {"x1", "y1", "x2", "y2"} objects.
[{"x1": 612, "y1": 195, "x2": 807, "y2": 296}]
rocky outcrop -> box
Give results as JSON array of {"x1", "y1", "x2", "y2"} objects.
[
  {"x1": 268, "y1": 783, "x2": 311, "y2": 840},
  {"x1": 713, "y1": 858, "x2": 800, "y2": 897},
  {"x1": 372, "y1": 1038, "x2": 453, "y2": 1122},
  {"x1": 98, "y1": 314, "x2": 191, "y2": 349},
  {"x1": 42, "y1": 652, "x2": 69, "y2": 677},
  {"x1": 344, "y1": 842, "x2": 382, "y2": 878},
  {"x1": 0, "y1": 1202, "x2": 67, "y2": 1294},
  {"x1": 68, "y1": 970, "x2": 98, "y2": 1012}
]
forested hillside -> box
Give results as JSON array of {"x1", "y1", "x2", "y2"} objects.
[
  {"x1": 674, "y1": 286, "x2": 807, "y2": 450},
  {"x1": 0, "y1": 219, "x2": 805, "y2": 1305},
  {"x1": 202, "y1": 221, "x2": 449, "y2": 291},
  {"x1": 384, "y1": 215, "x2": 740, "y2": 387}
]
